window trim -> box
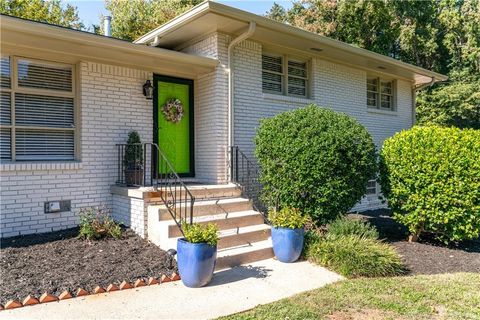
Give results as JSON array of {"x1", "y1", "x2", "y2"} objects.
[
  {"x1": 262, "y1": 52, "x2": 310, "y2": 98},
  {"x1": 366, "y1": 76, "x2": 396, "y2": 111},
  {"x1": 0, "y1": 55, "x2": 77, "y2": 162},
  {"x1": 366, "y1": 179, "x2": 377, "y2": 195}
]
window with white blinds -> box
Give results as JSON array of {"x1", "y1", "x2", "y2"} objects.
[
  {"x1": 0, "y1": 56, "x2": 76, "y2": 162},
  {"x1": 262, "y1": 53, "x2": 309, "y2": 97},
  {"x1": 366, "y1": 77, "x2": 395, "y2": 111}
]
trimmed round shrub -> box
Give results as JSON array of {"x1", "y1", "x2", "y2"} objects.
[
  {"x1": 255, "y1": 105, "x2": 377, "y2": 224},
  {"x1": 379, "y1": 126, "x2": 480, "y2": 243}
]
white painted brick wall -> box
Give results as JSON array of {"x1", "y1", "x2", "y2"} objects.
[
  {"x1": 0, "y1": 61, "x2": 153, "y2": 237},
  {"x1": 112, "y1": 194, "x2": 146, "y2": 237},
  {"x1": 229, "y1": 37, "x2": 413, "y2": 211},
  {"x1": 182, "y1": 33, "x2": 230, "y2": 183}
]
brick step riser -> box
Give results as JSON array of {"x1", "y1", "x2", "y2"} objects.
[
  {"x1": 159, "y1": 201, "x2": 253, "y2": 220},
  {"x1": 218, "y1": 228, "x2": 271, "y2": 249},
  {"x1": 168, "y1": 214, "x2": 265, "y2": 238},
  {"x1": 215, "y1": 247, "x2": 275, "y2": 270}
]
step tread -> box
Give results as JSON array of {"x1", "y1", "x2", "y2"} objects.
[
  {"x1": 217, "y1": 239, "x2": 272, "y2": 257},
  {"x1": 149, "y1": 197, "x2": 250, "y2": 209},
  {"x1": 218, "y1": 224, "x2": 271, "y2": 237},
  {"x1": 164, "y1": 210, "x2": 261, "y2": 226}
]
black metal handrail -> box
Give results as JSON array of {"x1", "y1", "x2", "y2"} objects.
[
  {"x1": 229, "y1": 146, "x2": 266, "y2": 213},
  {"x1": 116, "y1": 143, "x2": 194, "y2": 235}
]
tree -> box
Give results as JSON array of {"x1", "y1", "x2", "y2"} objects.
[
  {"x1": 105, "y1": 0, "x2": 202, "y2": 41},
  {"x1": 416, "y1": 78, "x2": 480, "y2": 129},
  {"x1": 271, "y1": 0, "x2": 480, "y2": 129},
  {"x1": 0, "y1": 0, "x2": 83, "y2": 29},
  {"x1": 265, "y1": 2, "x2": 288, "y2": 23}
]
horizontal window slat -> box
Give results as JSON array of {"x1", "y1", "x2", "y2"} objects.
[
  {"x1": 15, "y1": 93, "x2": 74, "y2": 128},
  {"x1": 17, "y1": 59, "x2": 72, "y2": 92},
  {"x1": 15, "y1": 129, "x2": 74, "y2": 161},
  {"x1": 0, "y1": 128, "x2": 11, "y2": 160},
  {"x1": 1, "y1": 57, "x2": 11, "y2": 89},
  {"x1": 1, "y1": 92, "x2": 11, "y2": 125}
]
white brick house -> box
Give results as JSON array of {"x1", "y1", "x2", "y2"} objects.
[{"x1": 0, "y1": 1, "x2": 447, "y2": 239}]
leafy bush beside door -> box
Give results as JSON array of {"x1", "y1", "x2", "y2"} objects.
[{"x1": 255, "y1": 105, "x2": 377, "y2": 225}]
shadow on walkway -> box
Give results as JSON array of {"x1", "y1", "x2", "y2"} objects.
[{"x1": 208, "y1": 265, "x2": 272, "y2": 287}]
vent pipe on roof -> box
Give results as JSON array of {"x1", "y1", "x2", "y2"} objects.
[{"x1": 104, "y1": 16, "x2": 112, "y2": 37}]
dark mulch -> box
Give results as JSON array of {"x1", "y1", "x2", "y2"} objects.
[
  {"x1": 350, "y1": 209, "x2": 480, "y2": 275},
  {"x1": 0, "y1": 228, "x2": 177, "y2": 304}
]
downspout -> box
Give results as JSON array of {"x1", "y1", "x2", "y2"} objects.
[
  {"x1": 412, "y1": 77, "x2": 436, "y2": 125},
  {"x1": 227, "y1": 21, "x2": 256, "y2": 180}
]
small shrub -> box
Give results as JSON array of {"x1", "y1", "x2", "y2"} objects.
[
  {"x1": 379, "y1": 126, "x2": 480, "y2": 243},
  {"x1": 124, "y1": 130, "x2": 143, "y2": 169},
  {"x1": 268, "y1": 207, "x2": 309, "y2": 229},
  {"x1": 255, "y1": 105, "x2": 377, "y2": 225},
  {"x1": 327, "y1": 216, "x2": 379, "y2": 240},
  {"x1": 183, "y1": 222, "x2": 219, "y2": 246},
  {"x1": 79, "y1": 206, "x2": 122, "y2": 240},
  {"x1": 306, "y1": 235, "x2": 404, "y2": 278}
]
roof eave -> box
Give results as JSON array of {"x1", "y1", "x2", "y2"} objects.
[{"x1": 135, "y1": 0, "x2": 448, "y2": 83}]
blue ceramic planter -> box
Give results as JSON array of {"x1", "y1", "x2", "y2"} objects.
[
  {"x1": 271, "y1": 227, "x2": 304, "y2": 263},
  {"x1": 177, "y1": 238, "x2": 217, "y2": 288}
]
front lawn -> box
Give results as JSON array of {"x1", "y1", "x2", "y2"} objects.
[{"x1": 220, "y1": 273, "x2": 480, "y2": 320}]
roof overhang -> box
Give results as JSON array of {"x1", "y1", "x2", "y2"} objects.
[
  {"x1": 135, "y1": 1, "x2": 447, "y2": 86},
  {"x1": 0, "y1": 14, "x2": 218, "y2": 79}
]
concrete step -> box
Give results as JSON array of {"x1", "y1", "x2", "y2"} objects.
[
  {"x1": 152, "y1": 198, "x2": 253, "y2": 221},
  {"x1": 147, "y1": 184, "x2": 242, "y2": 201},
  {"x1": 215, "y1": 239, "x2": 274, "y2": 270},
  {"x1": 218, "y1": 224, "x2": 271, "y2": 249},
  {"x1": 168, "y1": 210, "x2": 264, "y2": 238}
]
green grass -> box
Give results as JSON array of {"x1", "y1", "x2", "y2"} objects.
[{"x1": 219, "y1": 273, "x2": 480, "y2": 320}]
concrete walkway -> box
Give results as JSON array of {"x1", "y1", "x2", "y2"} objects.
[{"x1": 1, "y1": 259, "x2": 343, "y2": 320}]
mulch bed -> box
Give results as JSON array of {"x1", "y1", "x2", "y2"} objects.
[
  {"x1": 350, "y1": 209, "x2": 480, "y2": 275},
  {"x1": 0, "y1": 228, "x2": 177, "y2": 304}
]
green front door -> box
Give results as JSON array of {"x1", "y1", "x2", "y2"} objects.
[{"x1": 154, "y1": 75, "x2": 194, "y2": 176}]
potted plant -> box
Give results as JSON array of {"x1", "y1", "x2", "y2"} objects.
[
  {"x1": 124, "y1": 131, "x2": 143, "y2": 186},
  {"x1": 177, "y1": 222, "x2": 218, "y2": 288},
  {"x1": 269, "y1": 207, "x2": 309, "y2": 263}
]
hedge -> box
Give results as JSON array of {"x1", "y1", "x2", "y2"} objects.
[{"x1": 379, "y1": 126, "x2": 480, "y2": 243}]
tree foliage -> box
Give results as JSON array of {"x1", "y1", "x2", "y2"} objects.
[
  {"x1": 0, "y1": 0, "x2": 83, "y2": 29},
  {"x1": 104, "y1": 0, "x2": 202, "y2": 41},
  {"x1": 267, "y1": 0, "x2": 480, "y2": 128}
]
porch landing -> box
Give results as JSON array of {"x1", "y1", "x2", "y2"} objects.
[{"x1": 0, "y1": 259, "x2": 343, "y2": 320}]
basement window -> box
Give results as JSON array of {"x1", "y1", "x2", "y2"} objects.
[
  {"x1": 366, "y1": 179, "x2": 377, "y2": 195},
  {"x1": 262, "y1": 52, "x2": 309, "y2": 98},
  {"x1": 367, "y1": 77, "x2": 395, "y2": 111},
  {"x1": 0, "y1": 56, "x2": 76, "y2": 162}
]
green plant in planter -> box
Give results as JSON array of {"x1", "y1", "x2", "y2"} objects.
[
  {"x1": 124, "y1": 131, "x2": 143, "y2": 170},
  {"x1": 268, "y1": 207, "x2": 309, "y2": 229},
  {"x1": 183, "y1": 222, "x2": 219, "y2": 246}
]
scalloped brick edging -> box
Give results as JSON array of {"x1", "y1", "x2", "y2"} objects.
[{"x1": 0, "y1": 273, "x2": 180, "y2": 311}]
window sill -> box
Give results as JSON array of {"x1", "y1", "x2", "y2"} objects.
[
  {"x1": 263, "y1": 93, "x2": 315, "y2": 105},
  {"x1": 367, "y1": 108, "x2": 398, "y2": 116},
  {"x1": 0, "y1": 161, "x2": 82, "y2": 172}
]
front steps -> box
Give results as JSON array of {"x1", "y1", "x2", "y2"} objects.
[{"x1": 147, "y1": 184, "x2": 274, "y2": 270}]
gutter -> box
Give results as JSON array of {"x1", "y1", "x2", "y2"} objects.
[{"x1": 227, "y1": 21, "x2": 256, "y2": 157}]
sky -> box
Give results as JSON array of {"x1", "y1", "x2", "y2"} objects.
[{"x1": 66, "y1": 1, "x2": 293, "y2": 29}]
